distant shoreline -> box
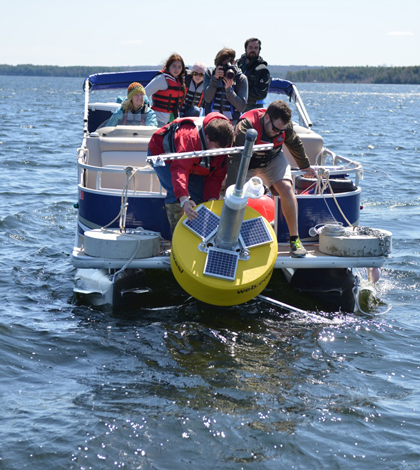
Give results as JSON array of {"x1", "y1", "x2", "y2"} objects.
[{"x1": 0, "y1": 64, "x2": 419, "y2": 84}]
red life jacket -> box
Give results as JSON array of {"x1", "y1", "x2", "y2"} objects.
[
  {"x1": 239, "y1": 108, "x2": 285, "y2": 168},
  {"x1": 240, "y1": 108, "x2": 285, "y2": 148},
  {"x1": 151, "y1": 71, "x2": 185, "y2": 114}
]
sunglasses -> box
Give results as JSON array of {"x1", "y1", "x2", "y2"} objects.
[
  {"x1": 192, "y1": 72, "x2": 204, "y2": 77},
  {"x1": 269, "y1": 115, "x2": 287, "y2": 134}
]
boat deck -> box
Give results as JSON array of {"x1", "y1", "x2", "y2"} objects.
[{"x1": 72, "y1": 244, "x2": 387, "y2": 270}]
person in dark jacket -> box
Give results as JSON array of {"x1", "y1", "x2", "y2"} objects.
[{"x1": 237, "y1": 38, "x2": 271, "y2": 112}]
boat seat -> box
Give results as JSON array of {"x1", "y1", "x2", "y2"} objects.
[
  {"x1": 283, "y1": 125, "x2": 324, "y2": 166},
  {"x1": 99, "y1": 150, "x2": 163, "y2": 193},
  {"x1": 98, "y1": 164, "x2": 163, "y2": 193},
  {"x1": 98, "y1": 125, "x2": 157, "y2": 139},
  {"x1": 82, "y1": 134, "x2": 164, "y2": 193},
  {"x1": 99, "y1": 136, "x2": 150, "y2": 152}
]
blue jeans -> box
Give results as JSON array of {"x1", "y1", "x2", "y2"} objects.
[{"x1": 149, "y1": 149, "x2": 205, "y2": 204}]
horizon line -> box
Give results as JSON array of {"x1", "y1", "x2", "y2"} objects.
[{"x1": 1, "y1": 63, "x2": 419, "y2": 68}]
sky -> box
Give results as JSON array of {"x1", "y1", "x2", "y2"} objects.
[{"x1": 1, "y1": 0, "x2": 419, "y2": 68}]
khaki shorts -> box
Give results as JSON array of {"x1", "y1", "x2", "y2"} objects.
[{"x1": 247, "y1": 151, "x2": 292, "y2": 187}]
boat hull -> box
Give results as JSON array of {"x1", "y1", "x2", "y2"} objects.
[
  {"x1": 72, "y1": 186, "x2": 380, "y2": 312},
  {"x1": 71, "y1": 70, "x2": 390, "y2": 313},
  {"x1": 78, "y1": 186, "x2": 171, "y2": 240},
  {"x1": 277, "y1": 189, "x2": 361, "y2": 242},
  {"x1": 282, "y1": 267, "x2": 357, "y2": 312}
]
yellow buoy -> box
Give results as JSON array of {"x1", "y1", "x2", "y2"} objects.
[{"x1": 170, "y1": 200, "x2": 277, "y2": 306}]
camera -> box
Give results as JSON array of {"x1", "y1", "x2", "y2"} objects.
[{"x1": 222, "y1": 63, "x2": 236, "y2": 80}]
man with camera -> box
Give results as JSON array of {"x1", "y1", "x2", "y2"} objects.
[
  {"x1": 237, "y1": 37, "x2": 271, "y2": 112},
  {"x1": 203, "y1": 48, "x2": 248, "y2": 125}
]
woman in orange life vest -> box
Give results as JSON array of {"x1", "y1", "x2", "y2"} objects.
[{"x1": 145, "y1": 53, "x2": 186, "y2": 127}]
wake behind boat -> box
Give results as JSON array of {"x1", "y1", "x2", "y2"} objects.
[{"x1": 72, "y1": 70, "x2": 392, "y2": 312}]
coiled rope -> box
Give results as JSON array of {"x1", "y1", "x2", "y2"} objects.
[{"x1": 94, "y1": 166, "x2": 163, "y2": 282}]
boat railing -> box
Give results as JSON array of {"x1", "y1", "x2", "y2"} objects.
[
  {"x1": 291, "y1": 84, "x2": 312, "y2": 129},
  {"x1": 77, "y1": 145, "x2": 88, "y2": 164},
  {"x1": 77, "y1": 160, "x2": 165, "y2": 194},
  {"x1": 83, "y1": 78, "x2": 90, "y2": 137},
  {"x1": 146, "y1": 143, "x2": 274, "y2": 165},
  {"x1": 292, "y1": 148, "x2": 363, "y2": 187},
  {"x1": 77, "y1": 143, "x2": 275, "y2": 193},
  {"x1": 77, "y1": 143, "x2": 363, "y2": 194}
]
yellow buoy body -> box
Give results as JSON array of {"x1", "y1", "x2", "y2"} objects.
[{"x1": 170, "y1": 201, "x2": 278, "y2": 306}]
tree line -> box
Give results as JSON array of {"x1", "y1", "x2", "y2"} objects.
[
  {"x1": 0, "y1": 64, "x2": 153, "y2": 78},
  {"x1": 283, "y1": 66, "x2": 420, "y2": 84},
  {"x1": 0, "y1": 64, "x2": 419, "y2": 84}
]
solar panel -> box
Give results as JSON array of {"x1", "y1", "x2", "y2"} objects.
[
  {"x1": 240, "y1": 217, "x2": 273, "y2": 248},
  {"x1": 182, "y1": 205, "x2": 220, "y2": 240},
  {"x1": 203, "y1": 247, "x2": 239, "y2": 281}
]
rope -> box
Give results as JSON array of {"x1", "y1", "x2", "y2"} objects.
[
  {"x1": 314, "y1": 148, "x2": 325, "y2": 166},
  {"x1": 258, "y1": 295, "x2": 309, "y2": 315},
  {"x1": 109, "y1": 227, "x2": 164, "y2": 283},
  {"x1": 318, "y1": 169, "x2": 354, "y2": 228},
  {"x1": 352, "y1": 274, "x2": 393, "y2": 315},
  {"x1": 353, "y1": 226, "x2": 392, "y2": 256},
  {"x1": 100, "y1": 167, "x2": 140, "y2": 231},
  {"x1": 361, "y1": 164, "x2": 391, "y2": 178},
  {"x1": 352, "y1": 276, "x2": 367, "y2": 314},
  {"x1": 93, "y1": 165, "x2": 166, "y2": 283},
  {"x1": 110, "y1": 236, "x2": 142, "y2": 283}
]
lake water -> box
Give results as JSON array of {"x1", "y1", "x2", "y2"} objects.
[{"x1": 0, "y1": 76, "x2": 419, "y2": 469}]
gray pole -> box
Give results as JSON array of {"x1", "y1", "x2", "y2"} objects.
[
  {"x1": 234, "y1": 129, "x2": 258, "y2": 194},
  {"x1": 215, "y1": 129, "x2": 258, "y2": 250}
]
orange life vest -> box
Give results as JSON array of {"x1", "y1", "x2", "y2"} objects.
[{"x1": 151, "y1": 71, "x2": 184, "y2": 114}]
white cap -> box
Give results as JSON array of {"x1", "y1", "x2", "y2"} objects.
[{"x1": 191, "y1": 61, "x2": 206, "y2": 74}]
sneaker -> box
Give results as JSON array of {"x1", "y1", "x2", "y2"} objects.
[{"x1": 290, "y1": 238, "x2": 307, "y2": 258}]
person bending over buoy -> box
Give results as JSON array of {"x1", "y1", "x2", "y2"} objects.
[
  {"x1": 148, "y1": 112, "x2": 234, "y2": 235},
  {"x1": 226, "y1": 100, "x2": 316, "y2": 258}
]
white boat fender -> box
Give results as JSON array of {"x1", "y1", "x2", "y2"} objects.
[
  {"x1": 319, "y1": 224, "x2": 392, "y2": 257},
  {"x1": 83, "y1": 228, "x2": 161, "y2": 259},
  {"x1": 368, "y1": 267, "x2": 381, "y2": 283}
]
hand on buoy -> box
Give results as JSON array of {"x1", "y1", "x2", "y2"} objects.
[{"x1": 183, "y1": 199, "x2": 197, "y2": 220}]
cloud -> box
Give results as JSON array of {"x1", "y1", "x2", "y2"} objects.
[
  {"x1": 387, "y1": 31, "x2": 414, "y2": 36},
  {"x1": 118, "y1": 39, "x2": 143, "y2": 46}
]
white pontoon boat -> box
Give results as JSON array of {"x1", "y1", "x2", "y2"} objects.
[{"x1": 72, "y1": 70, "x2": 392, "y2": 312}]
